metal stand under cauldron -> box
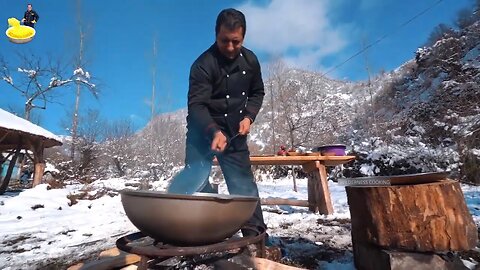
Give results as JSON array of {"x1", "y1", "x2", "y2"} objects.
[{"x1": 116, "y1": 226, "x2": 266, "y2": 269}]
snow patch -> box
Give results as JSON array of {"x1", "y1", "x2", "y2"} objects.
[{"x1": 0, "y1": 108, "x2": 61, "y2": 142}]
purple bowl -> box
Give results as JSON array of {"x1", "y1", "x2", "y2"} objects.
[{"x1": 316, "y1": 144, "x2": 346, "y2": 156}]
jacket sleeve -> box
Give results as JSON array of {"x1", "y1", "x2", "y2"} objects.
[
  {"x1": 245, "y1": 54, "x2": 265, "y2": 123},
  {"x1": 188, "y1": 62, "x2": 219, "y2": 139},
  {"x1": 34, "y1": 11, "x2": 39, "y2": 22}
]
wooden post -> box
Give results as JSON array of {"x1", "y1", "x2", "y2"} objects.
[
  {"x1": 306, "y1": 174, "x2": 316, "y2": 212},
  {"x1": 0, "y1": 142, "x2": 21, "y2": 194},
  {"x1": 32, "y1": 140, "x2": 45, "y2": 187},
  {"x1": 260, "y1": 198, "x2": 309, "y2": 207},
  {"x1": 302, "y1": 161, "x2": 334, "y2": 215}
]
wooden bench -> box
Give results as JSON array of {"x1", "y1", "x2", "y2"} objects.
[{"x1": 215, "y1": 155, "x2": 355, "y2": 215}]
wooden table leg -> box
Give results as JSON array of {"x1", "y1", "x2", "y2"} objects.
[
  {"x1": 307, "y1": 173, "x2": 318, "y2": 212},
  {"x1": 303, "y1": 161, "x2": 334, "y2": 215}
]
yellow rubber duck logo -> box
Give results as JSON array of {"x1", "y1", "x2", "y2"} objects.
[{"x1": 6, "y1": 18, "x2": 36, "y2": 44}]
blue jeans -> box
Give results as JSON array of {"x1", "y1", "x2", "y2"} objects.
[{"x1": 168, "y1": 132, "x2": 266, "y2": 232}]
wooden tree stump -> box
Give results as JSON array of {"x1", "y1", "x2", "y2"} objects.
[{"x1": 346, "y1": 179, "x2": 477, "y2": 252}]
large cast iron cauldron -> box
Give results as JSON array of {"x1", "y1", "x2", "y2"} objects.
[{"x1": 121, "y1": 190, "x2": 259, "y2": 246}]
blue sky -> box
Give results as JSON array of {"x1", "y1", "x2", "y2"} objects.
[{"x1": 0, "y1": 0, "x2": 474, "y2": 134}]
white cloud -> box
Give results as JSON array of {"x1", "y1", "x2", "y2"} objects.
[{"x1": 237, "y1": 0, "x2": 348, "y2": 70}]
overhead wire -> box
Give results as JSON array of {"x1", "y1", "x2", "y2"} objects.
[{"x1": 321, "y1": 0, "x2": 444, "y2": 77}]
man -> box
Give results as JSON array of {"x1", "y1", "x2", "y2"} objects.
[
  {"x1": 22, "y1": 4, "x2": 39, "y2": 28},
  {"x1": 168, "y1": 8, "x2": 267, "y2": 238}
]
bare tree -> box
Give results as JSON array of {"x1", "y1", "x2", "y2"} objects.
[
  {"x1": 76, "y1": 109, "x2": 104, "y2": 180},
  {"x1": 263, "y1": 64, "x2": 324, "y2": 191},
  {"x1": 362, "y1": 37, "x2": 378, "y2": 137},
  {"x1": 425, "y1": 23, "x2": 455, "y2": 47},
  {"x1": 264, "y1": 60, "x2": 289, "y2": 152},
  {"x1": 132, "y1": 111, "x2": 186, "y2": 180},
  {"x1": 265, "y1": 60, "x2": 288, "y2": 154},
  {"x1": 276, "y1": 72, "x2": 319, "y2": 149},
  {"x1": 0, "y1": 54, "x2": 95, "y2": 121},
  {"x1": 456, "y1": 8, "x2": 477, "y2": 29},
  {"x1": 104, "y1": 119, "x2": 135, "y2": 177},
  {"x1": 70, "y1": 0, "x2": 98, "y2": 162}
]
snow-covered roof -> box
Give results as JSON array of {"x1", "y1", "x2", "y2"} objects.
[{"x1": 0, "y1": 108, "x2": 62, "y2": 149}]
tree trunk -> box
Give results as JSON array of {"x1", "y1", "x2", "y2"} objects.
[
  {"x1": 71, "y1": 83, "x2": 81, "y2": 161},
  {"x1": 71, "y1": 22, "x2": 84, "y2": 162},
  {"x1": 24, "y1": 102, "x2": 32, "y2": 121},
  {"x1": 346, "y1": 179, "x2": 478, "y2": 252},
  {"x1": 291, "y1": 166, "x2": 297, "y2": 192},
  {"x1": 113, "y1": 157, "x2": 125, "y2": 177}
]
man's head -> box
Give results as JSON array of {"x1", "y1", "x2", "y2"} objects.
[
  {"x1": 215, "y1": 8, "x2": 246, "y2": 59},
  {"x1": 27, "y1": 4, "x2": 32, "y2": 11}
]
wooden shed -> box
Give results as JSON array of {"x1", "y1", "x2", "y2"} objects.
[{"x1": 0, "y1": 108, "x2": 62, "y2": 193}]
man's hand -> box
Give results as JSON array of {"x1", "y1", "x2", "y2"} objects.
[
  {"x1": 211, "y1": 131, "x2": 227, "y2": 152},
  {"x1": 31, "y1": 20, "x2": 36, "y2": 23},
  {"x1": 238, "y1": 117, "x2": 251, "y2": 136},
  {"x1": 21, "y1": 18, "x2": 25, "y2": 22}
]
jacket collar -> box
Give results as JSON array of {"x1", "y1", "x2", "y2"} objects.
[{"x1": 211, "y1": 43, "x2": 242, "y2": 65}]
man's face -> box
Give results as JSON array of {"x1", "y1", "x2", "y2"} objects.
[
  {"x1": 216, "y1": 25, "x2": 244, "y2": 59},
  {"x1": 27, "y1": 5, "x2": 32, "y2": 11}
]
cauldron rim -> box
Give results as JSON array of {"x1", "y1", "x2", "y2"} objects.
[{"x1": 121, "y1": 189, "x2": 259, "y2": 202}]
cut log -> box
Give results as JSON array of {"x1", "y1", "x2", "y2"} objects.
[
  {"x1": 119, "y1": 265, "x2": 138, "y2": 270},
  {"x1": 99, "y1": 247, "x2": 122, "y2": 257},
  {"x1": 67, "y1": 251, "x2": 141, "y2": 270},
  {"x1": 346, "y1": 179, "x2": 478, "y2": 252},
  {"x1": 252, "y1": 257, "x2": 306, "y2": 270}
]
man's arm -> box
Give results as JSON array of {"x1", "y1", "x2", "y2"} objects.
[
  {"x1": 188, "y1": 62, "x2": 219, "y2": 139},
  {"x1": 244, "y1": 54, "x2": 265, "y2": 123},
  {"x1": 33, "y1": 11, "x2": 39, "y2": 22}
]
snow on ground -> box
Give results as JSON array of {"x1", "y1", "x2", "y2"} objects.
[{"x1": 0, "y1": 177, "x2": 479, "y2": 269}]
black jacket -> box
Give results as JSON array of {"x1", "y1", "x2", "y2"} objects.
[
  {"x1": 187, "y1": 44, "x2": 265, "y2": 139},
  {"x1": 23, "y1": 10, "x2": 39, "y2": 25}
]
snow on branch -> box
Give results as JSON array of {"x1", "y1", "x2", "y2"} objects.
[
  {"x1": 75, "y1": 77, "x2": 96, "y2": 88},
  {"x1": 49, "y1": 77, "x2": 73, "y2": 88},
  {"x1": 2, "y1": 76, "x2": 13, "y2": 85},
  {"x1": 74, "y1": 68, "x2": 91, "y2": 79},
  {"x1": 17, "y1": 67, "x2": 37, "y2": 78},
  {"x1": 73, "y1": 67, "x2": 94, "y2": 87},
  {"x1": 73, "y1": 67, "x2": 84, "y2": 76}
]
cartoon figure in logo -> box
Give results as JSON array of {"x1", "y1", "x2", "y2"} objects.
[{"x1": 22, "y1": 4, "x2": 39, "y2": 28}]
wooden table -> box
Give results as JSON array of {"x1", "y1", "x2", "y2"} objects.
[{"x1": 215, "y1": 155, "x2": 355, "y2": 215}]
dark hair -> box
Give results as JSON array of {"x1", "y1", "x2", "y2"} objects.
[{"x1": 215, "y1": 8, "x2": 246, "y2": 37}]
